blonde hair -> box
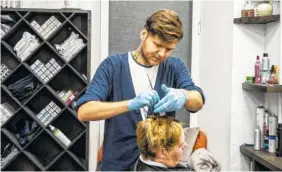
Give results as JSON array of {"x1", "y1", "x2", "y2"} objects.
[
  {"x1": 136, "y1": 116, "x2": 183, "y2": 159},
  {"x1": 145, "y1": 9, "x2": 184, "y2": 42}
]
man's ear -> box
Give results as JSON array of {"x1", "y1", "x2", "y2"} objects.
[{"x1": 140, "y1": 28, "x2": 148, "y2": 42}]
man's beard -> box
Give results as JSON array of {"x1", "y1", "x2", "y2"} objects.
[{"x1": 140, "y1": 46, "x2": 151, "y2": 66}]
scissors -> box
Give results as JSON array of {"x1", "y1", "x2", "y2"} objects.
[{"x1": 146, "y1": 74, "x2": 166, "y2": 117}]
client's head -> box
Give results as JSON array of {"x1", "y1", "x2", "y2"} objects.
[{"x1": 136, "y1": 116, "x2": 187, "y2": 167}]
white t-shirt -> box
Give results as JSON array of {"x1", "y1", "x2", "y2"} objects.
[{"x1": 128, "y1": 52, "x2": 159, "y2": 120}]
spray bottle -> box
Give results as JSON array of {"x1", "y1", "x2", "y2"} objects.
[{"x1": 49, "y1": 125, "x2": 71, "y2": 147}]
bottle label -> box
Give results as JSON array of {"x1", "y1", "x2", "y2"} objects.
[{"x1": 54, "y1": 130, "x2": 71, "y2": 147}]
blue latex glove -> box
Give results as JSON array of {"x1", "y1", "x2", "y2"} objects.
[
  {"x1": 154, "y1": 84, "x2": 187, "y2": 113},
  {"x1": 128, "y1": 90, "x2": 160, "y2": 111}
]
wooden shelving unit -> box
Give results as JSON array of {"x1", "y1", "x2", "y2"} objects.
[
  {"x1": 240, "y1": 145, "x2": 282, "y2": 171},
  {"x1": 234, "y1": 15, "x2": 280, "y2": 24},
  {"x1": 242, "y1": 83, "x2": 282, "y2": 93},
  {"x1": 1, "y1": 8, "x2": 91, "y2": 171}
]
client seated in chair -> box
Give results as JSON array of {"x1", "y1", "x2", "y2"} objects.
[{"x1": 131, "y1": 116, "x2": 193, "y2": 171}]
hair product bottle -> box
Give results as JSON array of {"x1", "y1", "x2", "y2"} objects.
[{"x1": 49, "y1": 125, "x2": 71, "y2": 147}]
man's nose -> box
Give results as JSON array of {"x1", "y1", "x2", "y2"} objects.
[{"x1": 157, "y1": 48, "x2": 166, "y2": 58}]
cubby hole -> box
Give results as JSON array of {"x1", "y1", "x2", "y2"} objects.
[
  {"x1": 25, "y1": 87, "x2": 64, "y2": 126},
  {"x1": 24, "y1": 131, "x2": 63, "y2": 167},
  {"x1": 1, "y1": 11, "x2": 21, "y2": 38},
  {"x1": 1, "y1": 44, "x2": 21, "y2": 81},
  {"x1": 25, "y1": 44, "x2": 65, "y2": 83},
  {"x1": 1, "y1": 88, "x2": 20, "y2": 125},
  {"x1": 25, "y1": 12, "x2": 65, "y2": 40},
  {"x1": 69, "y1": 133, "x2": 86, "y2": 166},
  {"x1": 3, "y1": 21, "x2": 42, "y2": 61},
  {"x1": 69, "y1": 47, "x2": 88, "y2": 79},
  {"x1": 49, "y1": 23, "x2": 86, "y2": 62},
  {"x1": 48, "y1": 66, "x2": 86, "y2": 105},
  {"x1": 1, "y1": 132, "x2": 20, "y2": 168},
  {"x1": 2, "y1": 65, "x2": 43, "y2": 103},
  {"x1": 51, "y1": 109, "x2": 85, "y2": 143},
  {"x1": 3, "y1": 153, "x2": 40, "y2": 171},
  {"x1": 2, "y1": 109, "x2": 42, "y2": 148},
  {"x1": 48, "y1": 153, "x2": 84, "y2": 171},
  {"x1": 69, "y1": 13, "x2": 88, "y2": 37}
]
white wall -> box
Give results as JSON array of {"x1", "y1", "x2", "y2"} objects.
[
  {"x1": 229, "y1": 0, "x2": 281, "y2": 170},
  {"x1": 197, "y1": 1, "x2": 234, "y2": 170}
]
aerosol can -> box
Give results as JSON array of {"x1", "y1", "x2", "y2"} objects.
[{"x1": 269, "y1": 114, "x2": 278, "y2": 153}]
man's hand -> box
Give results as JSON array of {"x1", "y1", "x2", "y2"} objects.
[
  {"x1": 154, "y1": 84, "x2": 187, "y2": 113},
  {"x1": 128, "y1": 90, "x2": 160, "y2": 111}
]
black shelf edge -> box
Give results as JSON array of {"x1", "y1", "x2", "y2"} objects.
[
  {"x1": 22, "y1": 18, "x2": 45, "y2": 40},
  {"x1": 66, "y1": 106, "x2": 86, "y2": 128},
  {"x1": 240, "y1": 145, "x2": 282, "y2": 171},
  {"x1": 1, "y1": 41, "x2": 22, "y2": 62},
  {"x1": 67, "y1": 63, "x2": 88, "y2": 85},
  {"x1": 68, "y1": 130, "x2": 86, "y2": 149},
  {"x1": 45, "y1": 84, "x2": 68, "y2": 107},
  {"x1": 66, "y1": 19, "x2": 87, "y2": 41},
  {"x1": 23, "y1": 106, "x2": 46, "y2": 128},
  {"x1": 44, "y1": 127, "x2": 68, "y2": 151},
  {"x1": 234, "y1": 15, "x2": 280, "y2": 24},
  {"x1": 45, "y1": 41, "x2": 68, "y2": 64},
  {"x1": 20, "y1": 81, "x2": 44, "y2": 106},
  {"x1": 1, "y1": 128, "x2": 23, "y2": 150},
  {"x1": 66, "y1": 150, "x2": 86, "y2": 170},
  {"x1": 0, "y1": 107, "x2": 21, "y2": 128},
  {"x1": 1, "y1": 8, "x2": 90, "y2": 14},
  {"x1": 22, "y1": 150, "x2": 45, "y2": 170},
  {"x1": 242, "y1": 83, "x2": 282, "y2": 93},
  {"x1": 45, "y1": 20, "x2": 68, "y2": 42},
  {"x1": 1, "y1": 85, "x2": 23, "y2": 109},
  {"x1": 22, "y1": 41, "x2": 45, "y2": 63},
  {"x1": 1, "y1": 18, "x2": 23, "y2": 40},
  {"x1": 44, "y1": 151, "x2": 65, "y2": 171}
]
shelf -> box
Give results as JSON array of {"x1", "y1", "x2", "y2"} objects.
[
  {"x1": 49, "y1": 22, "x2": 87, "y2": 62},
  {"x1": 69, "y1": 13, "x2": 88, "y2": 37},
  {"x1": 25, "y1": 87, "x2": 64, "y2": 126},
  {"x1": 240, "y1": 145, "x2": 282, "y2": 171},
  {"x1": 1, "y1": 88, "x2": 20, "y2": 125},
  {"x1": 69, "y1": 48, "x2": 88, "y2": 79},
  {"x1": 69, "y1": 133, "x2": 86, "y2": 167},
  {"x1": 2, "y1": 65, "x2": 43, "y2": 103},
  {"x1": 48, "y1": 65, "x2": 87, "y2": 105},
  {"x1": 1, "y1": 132, "x2": 20, "y2": 169},
  {"x1": 1, "y1": 109, "x2": 42, "y2": 148},
  {"x1": 2, "y1": 20, "x2": 43, "y2": 61},
  {"x1": 242, "y1": 83, "x2": 282, "y2": 93},
  {"x1": 25, "y1": 44, "x2": 65, "y2": 84},
  {"x1": 1, "y1": 8, "x2": 90, "y2": 171},
  {"x1": 25, "y1": 12, "x2": 65, "y2": 41},
  {"x1": 48, "y1": 153, "x2": 84, "y2": 171},
  {"x1": 1, "y1": 44, "x2": 21, "y2": 82},
  {"x1": 3, "y1": 153, "x2": 40, "y2": 171},
  {"x1": 234, "y1": 15, "x2": 280, "y2": 24},
  {"x1": 51, "y1": 109, "x2": 85, "y2": 142},
  {"x1": 24, "y1": 131, "x2": 63, "y2": 167},
  {"x1": 1, "y1": 11, "x2": 21, "y2": 39}
]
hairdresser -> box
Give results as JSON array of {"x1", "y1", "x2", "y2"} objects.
[{"x1": 74, "y1": 9, "x2": 205, "y2": 171}]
